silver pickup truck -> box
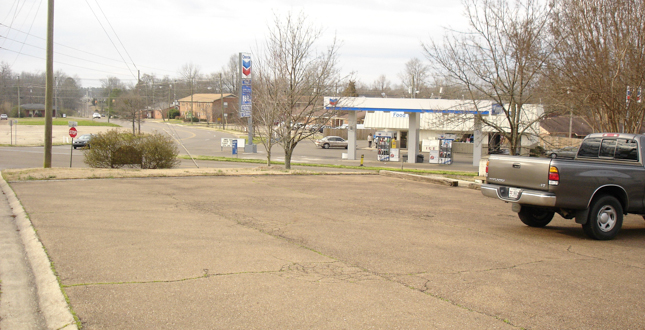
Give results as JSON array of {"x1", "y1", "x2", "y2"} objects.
[{"x1": 482, "y1": 133, "x2": 645, "y2": 240}]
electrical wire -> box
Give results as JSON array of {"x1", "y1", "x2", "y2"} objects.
[
  {"x1": 0, "y1": 23, "x2": 129, "y2": 65},
  {"x1": 2, "y1": 35, "x2": 139, "y2": 72},
  {"x1": 81, "y1": 0, "x2": 137, "y2": 79},
  {"x1": 92, "y1": 0, "x2": 139, "y2": 74},
  {"x1": 10, "y1": 0, "x2": 44, "y2": 66},
  {"x1": 1, "y1": 48, "x2": 134, "y2": 76},
  {"x1": 1, "y1": 23, "x2": 177, "y2": 75},
  {"x1": 0, "y1": 0, "x2": 26, "y2": 48}
]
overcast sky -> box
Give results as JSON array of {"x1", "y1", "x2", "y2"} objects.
[{"x1": 1, "y1": 0, "x2": 467, "y2": 88}]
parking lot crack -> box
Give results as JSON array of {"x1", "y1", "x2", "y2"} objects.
[
  {"x1": 566, "y1": 245, "x2": 645, "y2": 269},
  {"x1": 62, "y1": 269, "x2": 286, "y2": 288}
]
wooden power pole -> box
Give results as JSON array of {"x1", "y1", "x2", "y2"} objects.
[{"x1": 44, "y1": 0, "x2": 54, "y2": 168}]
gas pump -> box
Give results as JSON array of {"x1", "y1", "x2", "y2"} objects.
[
  {"x1": 375, "y1": 131, "x2": 393, "y2": 161},
  {"x1": 439, "y1": 139, "x2": 454, "y2": 164}
]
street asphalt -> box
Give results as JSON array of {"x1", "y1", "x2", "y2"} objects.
[{"x1": 2, "y1": 164, "x2": 645, "y2": 329}]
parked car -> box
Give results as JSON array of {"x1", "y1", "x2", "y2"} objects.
[
  {"x1": 92, "y1": 112, "x2": 101, "y2": 119},
  {"x1": 0, "y1": 114, "x2": 7, "y2": 120},
  {"x1": 309, "y1": 124, "x2": 325, "y2": 133},
  {"x1": 315, "y1": 136, "x2": 348, "y2": 149},
  {"x1": 73, "y1": 134, "x2": 94, "y2": 149},
  {"x1": 547, "y1": 146, "x2": 579, "y2": 158}
]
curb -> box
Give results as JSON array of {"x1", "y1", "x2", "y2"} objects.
[
  {"x1": 0, "y1": 176, "x2": 78, "y2": 330},
  {"x1": 379, "y1": 170, "x2": 482, "y2": 190}
]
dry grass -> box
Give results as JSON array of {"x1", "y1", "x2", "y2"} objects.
[{"x1": 1, "y1": 166, "x2": 371, "y2": 182}]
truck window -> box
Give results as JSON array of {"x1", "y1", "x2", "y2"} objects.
[
  {"x1": 615, "y1": 139, "x2": 639, "y2": 161},
  {"x1": 599, "y1": 139, "x2": 617, "y2": 158},
  {"x1": 578, "y1": 137, "x2": 601, "y2": 158}
]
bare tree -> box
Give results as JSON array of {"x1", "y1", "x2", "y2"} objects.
[
  {"x1": 178, "y1": 62, "x2": 201, "y2": 121},
  {"x1": 253, "y1": 11, "x2": 342, "y2": 169},
  {"x1": 221, "y1": 54, "x2": 239, "y2": 94},
  {"x1": 371, "y1": 74, "x2": 391, "y2": 96},
  {"x1": 398, "y1": 58, "x2": 429, "y2": 98},
  {"x1": 101, "y1": 77, "x2": 124, "y2": 121},
  {"x1": 57, "y1": 76, "x2": 83, "y2": 115},
  {"x1": 117, "y1": 89, "x2": 145, "y2": 135},
  {"x1": 548, "y1": 0, "x2": 645, "y2": 133},
  {"x1": 424, "y1": 0, "x2": 554, "y2": 155}
]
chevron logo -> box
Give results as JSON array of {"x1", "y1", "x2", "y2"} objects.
[{"x1": 242, "y1": 59, "x2": 251, "y2": 76}]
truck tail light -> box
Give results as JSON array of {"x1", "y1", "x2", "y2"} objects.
[
  {"x1": 548, "y1": 166, "x2": 559, "y2": 186},
  {"x1": 485, "y1": 160, "x2": 489, "y2": 176}
]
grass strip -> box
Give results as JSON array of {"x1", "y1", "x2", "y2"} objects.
[
  {"x1": 179, "y1": 155, "x2": 478, "y2": 176},
  {"x1": 15, "y1": 118, "x2": 120, "y2": 127}
]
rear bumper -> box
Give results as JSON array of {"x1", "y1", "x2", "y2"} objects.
[{"x1": 481, "y1": 184, "x2": 557, "y2": 207}]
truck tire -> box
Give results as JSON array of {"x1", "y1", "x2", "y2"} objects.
[
  {"x1": 583, "y1": 195, "x2": 623, "y2": 240},
  {"x1": 518, "y1": 206, "x2": 555, "y2": 227}
]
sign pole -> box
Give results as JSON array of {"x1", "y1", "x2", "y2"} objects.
[
  {"x1": 239, "y1": 52, "x2": 256, "y2": 153},
  {"x1": 68, "y1": 124, "x2": 78, "y2": 168}
]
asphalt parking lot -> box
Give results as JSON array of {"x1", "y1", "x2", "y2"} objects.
[{"x1": 9, "y1": 174, "x2": 645, "y2": 329}]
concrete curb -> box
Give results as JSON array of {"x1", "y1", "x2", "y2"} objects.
[
  {"x1": 379, "y1": 170, "x2": 482, "y2": 190},
  {"x1": 0, "y1": 176, "x2": 78, "y2": 330}
]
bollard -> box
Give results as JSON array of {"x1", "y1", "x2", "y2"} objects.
[{"x1": 360, "y1": 154, "x2": 364, "y2": 166}]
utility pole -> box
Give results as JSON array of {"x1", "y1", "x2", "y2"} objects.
[
  {"x1": 54, "y1": 76, "x2": 58, "y2": 117},
  {"x1": 17, "y1": 76, "x2": 20, "y2": 118},
  {"x1": 220, "y1": 73, "x2": 224, "y2": 129},
  {"x1": 190, "y1": 78, "x2": 194, "y2": 124},
  {"x1": 43, "y1": 0, "x2": 54, "y2": 168}
]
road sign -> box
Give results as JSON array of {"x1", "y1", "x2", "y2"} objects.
[
  {"x1": 232, "y1": 139, "x2": 238, "y2": 155},
  {"x1": 69, "y1": 127, "x2": 78, "y2": 138}
]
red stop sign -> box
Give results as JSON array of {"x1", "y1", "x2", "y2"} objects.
[{"x1": 69, "y1": 127, "x2": 78, "y2": 138}]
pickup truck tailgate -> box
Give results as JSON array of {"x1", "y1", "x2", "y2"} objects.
[{"x1": 487, "y1": 155, "x2": 551, "y2": 190}]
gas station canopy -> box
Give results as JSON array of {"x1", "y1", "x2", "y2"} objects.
[{"x1": 323, "y1": 97, "x2": 495, "y2": 166}]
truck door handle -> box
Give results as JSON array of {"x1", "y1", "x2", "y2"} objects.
[{"x1": 512, "y1": 163, "x2": 521, "y2": 168}]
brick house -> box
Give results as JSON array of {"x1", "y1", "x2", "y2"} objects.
[{"x1": 178, "y1": 94, "x2": 238, "y2": 123}]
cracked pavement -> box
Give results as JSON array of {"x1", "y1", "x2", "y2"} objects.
[{"x1": 8, "y1": 174, "x2": 645, "y2": 329}]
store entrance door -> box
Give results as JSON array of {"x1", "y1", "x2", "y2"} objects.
[{"x1": 400, "y1": 131, "x2": 408, "y2": 149}]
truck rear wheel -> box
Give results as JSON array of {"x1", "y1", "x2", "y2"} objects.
[
  {"x1": 583, "y1": 195, "x2": 623, "y2": 240},
  {"x1": 518, "y1": 206, "x2": 555, "y2": 227}
]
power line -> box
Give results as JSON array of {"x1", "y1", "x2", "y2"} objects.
[
  {"x1": 0, "y1": 22, "x2": 126, "y2": 65},
  {"x1": 0, "y1": 0, "x2": 24, "y2": 48},
  {"x1": 2, "y1": 35, "x2": 138, "y2": 72},
  {"x1": 9, "y1": 0, "x2": 42, "y2": 66},
  {"x1": 81, "y1": 0, "x2": 137, "y2": 79},
  {"x1": 1, "y1": 24, "x2": 177, "y2": 75},
  {"x1": 92, "y1": 0, "x2": 139, "y2": 74},
  {"x1": 2, "y1": 21, "x2": 183, "y2": 78},
  {"x1": 1, "y1": 47, "x2": 135, "y2": 77}
]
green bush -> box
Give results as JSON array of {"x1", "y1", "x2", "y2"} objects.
[
  {"x1": 168, "y1": 108, "x2": 179, "y2": 119},
  {"x1": 84, "y1": 130, "x2": 180, "y2": 169},
  {"x1": 139, "y1": 132, "x2": 181, "y2": 169}
]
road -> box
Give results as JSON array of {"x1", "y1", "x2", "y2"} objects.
[{"x1": 0, "y1": 119, "x2": 478, "y2": 171}]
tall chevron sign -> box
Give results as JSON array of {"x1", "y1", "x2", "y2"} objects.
[{"x1": 239, "y1": 53, "x2": 252, "y2": 118}]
